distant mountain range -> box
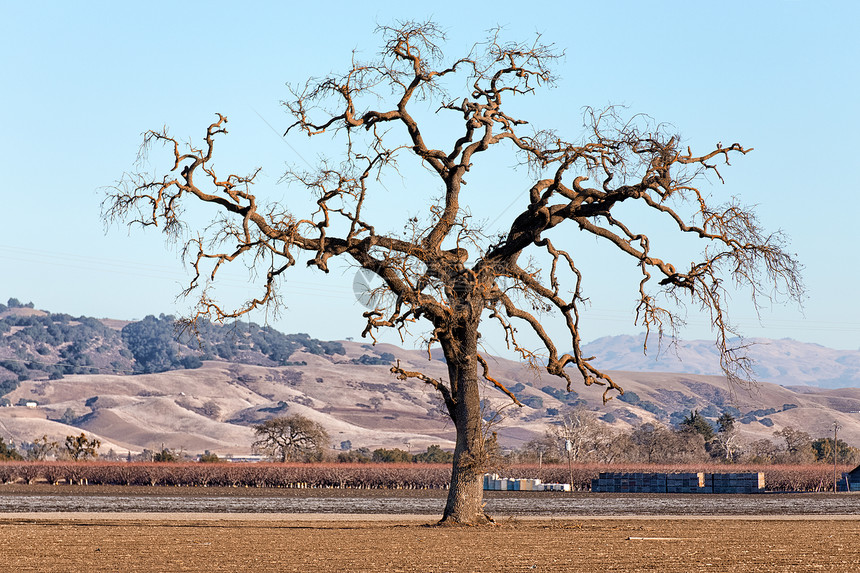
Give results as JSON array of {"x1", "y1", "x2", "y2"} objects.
[{"x1": 583, "y1": 334, "x2": 860, "y2": 389}]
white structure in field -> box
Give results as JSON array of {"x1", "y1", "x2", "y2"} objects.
[{"x1": 483, "y1": 473, "x2": 570, "y2": 492}]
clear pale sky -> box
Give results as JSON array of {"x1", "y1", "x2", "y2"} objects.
[{"x1": 2, "y1": 1, "x2": 858, "y2": 357}]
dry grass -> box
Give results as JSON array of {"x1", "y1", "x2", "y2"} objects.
[{"x1": 1, "y1": 516, "x2": 859, "y2": 572}]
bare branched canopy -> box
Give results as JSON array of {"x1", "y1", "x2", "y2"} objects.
[
  {"x1": 105, "y1": 21, "x2": 802, "y2": 524},
  {"x1": 252, "y1": 415, "x2": 330, "y2": 463}
]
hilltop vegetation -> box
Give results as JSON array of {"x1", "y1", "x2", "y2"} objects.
[
  {"x1": 0, "y1": 299, "x2": 129, "y2": 394},
  {"x1": 0, "y1": 298, "x2": 345, "y2": 400}
]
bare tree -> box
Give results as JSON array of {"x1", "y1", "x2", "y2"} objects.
[
  {"x1": 630, "y1": 423, "x2": 673, "y2": 464},
  {"x1": 252, "y1": 415, "x2": 330, "y2": 462},
  {"x1": 773, "y1": 426, "x2": 814, "y2": 463},
  {"x1": 104, "y1": 22, "x2": 802, "y2": 524},
  {"x1": 600, "y1": 431, "x2": 636, "y2": 464},
  {"x1": 549, "y1": 408, "x2": 607, "y2": 463},
  {"x1": 743, "y1": 438, "x2": 780, "y2": 463},
  {"x1": 521, "y1": 434, "x2": 560, "y2": 465},
  {"x1": 630, "y1": 422, "x2": 708, "y2": 464},
  {"x1": 710, "y1": 412, "x2": 740, "y2": 461},
  {"x1": 24, "y1": 435, "x2": 58, "y2": 461}
]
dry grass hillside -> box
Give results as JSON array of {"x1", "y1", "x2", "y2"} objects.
[
  {"x1": 2, "y1": 336, "x2": 860, "y2": 457},
  {"x1": 2, "y1": 301, "x2": 858, "y2": 457}
]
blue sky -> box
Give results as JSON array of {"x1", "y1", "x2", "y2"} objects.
[{"x1": 2, "y1": 1, "x2": 858, "y2": 357}]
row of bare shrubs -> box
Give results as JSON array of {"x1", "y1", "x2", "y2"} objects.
[
  {"x1": 0, "y1": 461, "x2": 851, "y2": 491},
  {"x1": 0, "y1": 462, "x2": 452, "y2": 489}
]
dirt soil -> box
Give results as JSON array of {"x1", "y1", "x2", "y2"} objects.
[{"x1": 1, "y1": 515, "x2": 859, "y2": 572}]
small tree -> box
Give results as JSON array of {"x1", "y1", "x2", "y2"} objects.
[
  {"x1": 0, "y1": 438, "x2": 22, "y2": 461},
  {"x1": 716, "y1": 412, "x2": 735, "y2": 434},
  {"x1": 710, "y1": 412, "x2": 739, "y2": 461},
  {"x1": 773, "y1": 426, "x2": 814, "y2": 463},
  {"x1": 153, "y1": 448, "x2": 178, "y2": 462},
  {"x1": 414, "y1": 444, "x2": 454, "y2": 463},
  {"x1": 199, "y1": 450, "x2": 221, "y2": 463},
  {"x1": 630, "y1": 423, "x2": 671, "y2": 464},
  {"x1": 25, "y1": 435, "x2": 58, "y2": 461},
  {"x1": 372, "y1": 448, "x2": 413, "y2": 463},
  {"x1": 811, "y1": 437, "x2": 858, "y2": 465},
  {"x1": 743, "y1": 438, "x2": 779, "y2": 463},
  {"x1": 630, "y1": 422, "x2": 707, "y2": 464},
  {"x1": 58, "y1": 408, "x2": 77, "y2": 425},
  {"x1": 201, "y1": 400, "x2": 221, "y2": 420},
  {"x1": 549, "y1": 408, "x2": 610, "y2": 463},
  {"x1": 337, "y1": 447, "x2": 372, "y2": 463},
  {"x1": 680, "y1": 410, "x2": 715, "y2": 441},
  {"x1": 252, "y1": 415, "x2": 330, "y2": 462},
  {"x1": 521, "y1": 433, "x2": 561, "y2": 464},
  {"x1": 600, "y1": 431, "x2": 637, "y2": 464},
  {"x1": 64, "y1": 433, "x2": 100, "y2": 461}
]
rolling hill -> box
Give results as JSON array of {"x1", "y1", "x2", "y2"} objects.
[{"x1": 1, "y1": 300, "x2": 860, "y2": 456}]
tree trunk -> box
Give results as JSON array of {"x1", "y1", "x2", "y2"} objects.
[{"x1": 438, "y1": 322, "x2": 494, "y2": 525}]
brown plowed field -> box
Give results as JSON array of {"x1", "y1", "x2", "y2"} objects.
[{"x1": 1, "y1": 515, "x2": 859, "y2": 572}]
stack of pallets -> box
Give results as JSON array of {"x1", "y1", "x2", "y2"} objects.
[{"x1": 591, "y1": 471, "x2": 764, "y2": 493}]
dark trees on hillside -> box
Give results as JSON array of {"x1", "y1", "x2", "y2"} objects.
[
  {"x1": 0, "y1": 307, "x2": 350, "y2": 388},
  {"x1": 681, "y1": 410, "x2": 716, "y2": 441},
  {"x1": 0, "y1": 312, "x2": 125, "y2": 386},
  {"x1": 121, "y1": 317, "x2": 171, "y2": 372},
  {"x1": 121, "y1": 315, "x2": 182, "y2": 373},
  {"x1": 104, "y1": 22, "x2": 802, "y2": 524}
]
